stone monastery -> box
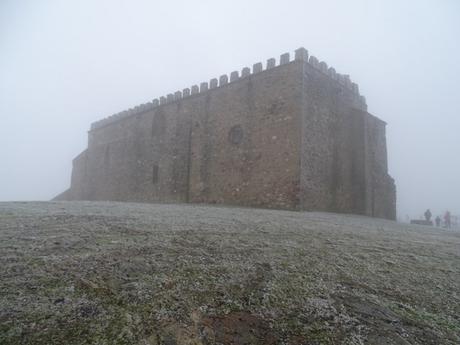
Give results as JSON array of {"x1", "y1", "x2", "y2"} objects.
[{"x1": 57, "y1": 47, "x2": 396, "y2": 220}]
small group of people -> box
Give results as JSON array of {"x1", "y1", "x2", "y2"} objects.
[{"x1": 424, "y1": 209, "x2": 452, "y2": 228}]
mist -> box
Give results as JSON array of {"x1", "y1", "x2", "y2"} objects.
[{"x1": 1, "y1": 0, "x2": 459, "y2": 221}]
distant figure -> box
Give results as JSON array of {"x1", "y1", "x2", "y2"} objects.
[
  {"x1": 435, "y1": 216, "x2": 441, "y2": 227},
  {"x1": 424, "y1": 209, "x2": 432, "y2": 222},
  {"x1": 444, "y1": 211, "x2": 451, "y2": 229}
]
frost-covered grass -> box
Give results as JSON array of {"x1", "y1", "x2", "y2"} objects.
[{"x1": 0, "y1": 201, "x2": 459, "y2": 344}]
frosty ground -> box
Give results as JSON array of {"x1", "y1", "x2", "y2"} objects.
[{"x1": 0, "y1": 201, "x2": 459, "y2": 344}]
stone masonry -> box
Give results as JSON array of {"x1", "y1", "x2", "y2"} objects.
[{"x1": 56, "y1": 48, "x2": 396, "y2": 220}]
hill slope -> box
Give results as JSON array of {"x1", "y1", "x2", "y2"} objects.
[{"x1": 0, "y1": 201, "x2": 459, "y2": 344}]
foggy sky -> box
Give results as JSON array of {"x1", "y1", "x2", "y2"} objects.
[{"x1": 1, "y1": 0, "x2": 459, "y2": 220}]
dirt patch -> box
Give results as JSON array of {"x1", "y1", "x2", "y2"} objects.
[{"x1": 199, "y1": 312, "x2": 278, "y2": 345}]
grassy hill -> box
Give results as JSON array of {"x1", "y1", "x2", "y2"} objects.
[{"x1": 0, "y1": 201, "x2": 459, "y2": 344}]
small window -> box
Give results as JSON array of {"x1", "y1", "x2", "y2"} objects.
[
  {"x1": 228, "y1": 125, "x2": 244, "y2": 145},
  {"x1": 152, "y1": 164, "x2": 159, "y2": 184}
]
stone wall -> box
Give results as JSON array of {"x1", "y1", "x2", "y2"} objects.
[
  {"x1": 70, "y1": 56, "x2": 303, "y2": 209},
  {"x1": 364, "y1": 114, "x2": 397, "y2": 219},
  {"x1": 187, "y1": 61, "x2": 302, "y2": 210},
  {"x1": 69, "y1": 149, "x2": 88, "y2": 200},
  {"x1": 300, "y1": 56, "x2": 367, "y2": 214},
  {"x1": 62, "y1": 48, "x2": 396, "y2": 219},
  {"x1": 84, "y1": 99, "x2": 192, "y2": 203}
]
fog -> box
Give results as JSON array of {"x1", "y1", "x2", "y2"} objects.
[{"x1": 1, "y1": 0, "x2": 459, "y2": 221}]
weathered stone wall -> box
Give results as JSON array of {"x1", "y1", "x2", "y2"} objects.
[
  {"x1": 84, "y1": 100, "x2": 192, "y2": 203},
  {"x1": 297, "y1": 49, "x2": 395, "y2": 218},
  {"x1": 70, "y1": 57, "x2": 303, "y2": 209},
  {"x1": 63, "y1": 48, "x2": 396, "y2": 219},
  {"x1": 69, "y1": 149, "x2": 88, "y2": 200},
  {"x1": 299, "y1": 54, "x2": 368, "y2": 215},
  {"x1": 187, "y1": 62, "x2": 302, "y2": 209},
  {"x1": 364, "y1": 115, "x2": 397, "y2": 219}
]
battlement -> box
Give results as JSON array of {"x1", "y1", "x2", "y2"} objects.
[{"x1": 90, "y1": 47, "x2": 366, "y2": 131}]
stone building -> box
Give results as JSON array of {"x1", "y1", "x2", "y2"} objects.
[{"x1": 57, "y1": 48, "x2": 396, "y2": 220}]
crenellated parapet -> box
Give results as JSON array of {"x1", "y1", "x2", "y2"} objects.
[{"x1": 90, "y1": 47, "x2": 367, "y2": 130}]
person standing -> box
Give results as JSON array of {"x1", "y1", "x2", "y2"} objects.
[
  {"x1": 424, "y1": 209, "x2": 432, "y2": 222},
  {"x1": 435, "y1": 216, "x2": 441, "y2": 227},
  {"x1": 444, "y1": 211, "x2": 451, "y2": 229}
]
